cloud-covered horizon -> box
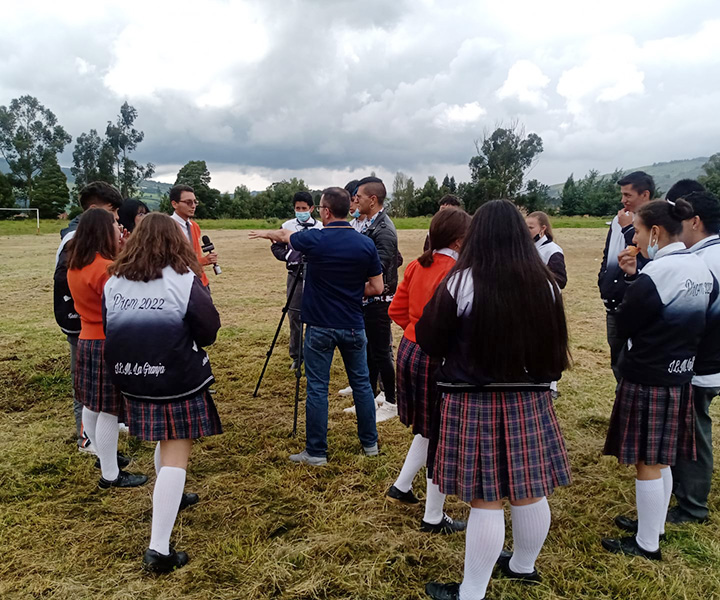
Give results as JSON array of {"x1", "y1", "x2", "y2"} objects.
[{"x1": 2, "y1": 0, "x2": 720, "y2": 192}]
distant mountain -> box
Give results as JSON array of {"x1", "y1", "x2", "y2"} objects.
[
  {"x1": 548, "y1": 156, "x2": 710, "y2": 198},
  {"x1": 0, "y1": 158, "x2": 171, "y2": 210}
]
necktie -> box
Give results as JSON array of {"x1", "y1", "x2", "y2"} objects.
[{"x1": 186, "y1": 221, "x2": 192, "y2": 242}]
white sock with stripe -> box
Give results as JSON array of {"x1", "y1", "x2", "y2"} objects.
[
  {"x1": 635, "y1": 478, "x2": 664, "y2": 552},
  {"x1": 459, "y1": 508, "x2": 505, "y2": 600},
  {"x1": 660, "y1": 467, "x2": 672, "y2": 535},
  {"x1": 81, "y1": 407, "x2": 98, "y2": 446},
  {"x1": 509, "y1": 497, "x2": 551, "y2": 574},
  {"x1": 393, "y1": 434, "x2": 428, "y2": 493},
  {"x1": 149, "y1": 466, "x2": 186, "y2": 555}
]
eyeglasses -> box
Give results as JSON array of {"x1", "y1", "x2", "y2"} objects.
[
  {"x1": 318, "y1": 204, "x2": 328, "y2": 210},
  {"x1": 178, "y1": 200, "x2": 199, "y2": 206}
]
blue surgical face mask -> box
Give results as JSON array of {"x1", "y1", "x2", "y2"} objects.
[
  {"x1": 647, "y1": 241, "x2": 659, "y2": 259},
  {"x1": 296, "y1": 211, "x2": 311, "y2": 223},
  {"x1": 351, "y1": 208, "x2": 361, "y2": 219}
]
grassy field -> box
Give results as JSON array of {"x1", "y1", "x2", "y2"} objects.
[
  {"x1": 0, "y1": 215, "x2": 611, "y2": 237},
  {"x1": 1, "y1": 228, "x2": 720, "y2": 599}
]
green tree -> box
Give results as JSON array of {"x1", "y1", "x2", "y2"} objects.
[
  {"x1": 409, "y1": 175, "x2": 442, "y2": 216},
  {"x1": 699, "y1": 153, "x2": 720, "y2": 197},
  {"x1": 32, "y1": 154, "x2": 70, "y2": 218},
  {"x1": 559, "y1": 174, "x2": 581, "y2": 216},
  {"x1": 71, "y1": 129, "x2": 116, "y2": 190},
  {"x1": 462, "y1": 122, "x2": 543, "y2": 212},
  {"x1": 0, "y1": 170, "x2": 16, "y2": 214},
  {"x1": 560, "y1": 169, "x2": 624, "y2": 216},
  {"x1": 441, "y1": 174, "x2": 458, "y2": 194},
  {"x1": 229, "y1": 185, "x2": 256, "y2": 218},
  {"x1": 174, "y1": 160, "x2": 220, "y2": 218},
  {"x1": 389, "y1": 171, "x2": 413, "y2": 218},
  {"x1": 0, "y1": 95, "x2": 71, "y2": 206},
  {"x1": 257, "y1": 178, "x2": 310, "y2": 220},
  {"x1": 105, "y1": 102, "x2": 155, "y2": 197},
  {"x1": 516, "y1": 179, "x2": 552, "y2": 214}
]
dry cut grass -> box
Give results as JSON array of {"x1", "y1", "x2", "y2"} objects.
[{"x1": 1, "y1": 228, "x2": 720, "y2": 599}]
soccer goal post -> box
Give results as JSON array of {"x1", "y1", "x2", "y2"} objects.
[{"x1": 0, "y1": 208, "x2": 40, "y2": 234}]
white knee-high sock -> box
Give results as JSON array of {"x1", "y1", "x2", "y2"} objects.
[
  {"x1": 149, "y1": 466, "x2": 187, "y2": 555},
  {"x1": 95, "y1": 412, "x2": 119, "y2": 481},
  {"x1": 660, "y1": 467, "x2": 672, "y2": 535},
  {"x1": 636, "y1": 478, "x2": 664, "y2": 552},
  {"x1": 81, "y1": 407, "x2": 99, "y2": 445},
  {"x1": 459, "y1": 508, "x2": 505, "y2": 600},
  {"x1": 393, "y1": 434, "x2": 429, "y2": 493},
  {"x1": 509, "y1": 497, "x2": 551, "y2": 574},
  {"x1": 423, "y1": 478, "x2": 446, "y2": 525},
  {"x1": 154, "y1": 443, "x2": 162, "y2": 476}
]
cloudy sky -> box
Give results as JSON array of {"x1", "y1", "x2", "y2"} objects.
[{"x1": 2, "y1": 0, "x2": 719, "y2": 192}]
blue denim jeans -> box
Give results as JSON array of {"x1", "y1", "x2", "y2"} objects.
[{"x1": 304, "y1": 325, "x2": 378, "y2": 457}]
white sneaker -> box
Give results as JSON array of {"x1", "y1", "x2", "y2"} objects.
[
  {"x1": 118, "y1": 422, "x2": 129, "y2": 434},
  {"x1": 374, "y1": 392, "x2": 386, "y2": 407},
  {"x1": 338, "y1": 386, "x2": 353, "y2": 397},
  {"x1": 343, "y1": 405, "x2": 357, "y2": 415},
  {"x1": 376, "y1": 401, "x2": 398, "y2": 423}
]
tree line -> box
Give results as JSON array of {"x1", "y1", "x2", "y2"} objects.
[{"x1": 2, "y1": 94, "x2": 720, "y2": 220}]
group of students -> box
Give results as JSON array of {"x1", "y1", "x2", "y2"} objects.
[{"x1": 54, "y1": 182, "x2": 222, "y2": 573}]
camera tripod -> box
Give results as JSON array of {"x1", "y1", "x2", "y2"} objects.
[{"x1": 253, "y1": 263, "x2": 305, "y2": 437}]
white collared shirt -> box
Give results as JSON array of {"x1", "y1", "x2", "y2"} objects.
[{"x1": 171, "y1": 212, "x2": 192, "y2": 242}]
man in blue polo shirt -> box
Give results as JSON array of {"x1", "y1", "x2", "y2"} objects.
[{"x1": 250, "y1": 186, "x2": 384, "y2": 465}]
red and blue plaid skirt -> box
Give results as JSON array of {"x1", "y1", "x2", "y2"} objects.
[
  {"x1": 74, "y1": 339, "x2": 124, "y2": 416},
  {"x1": 603, "y1": 379, "x2": 695, "y2": 465},
  {"x1": 124, "y1": 389, "x2": 223, "y2": 441},
  {"x1": 433, "y1": 389, "x2": 571, "y2": 502},
  {"x1": 396, "y1": 336, "x2": 440, "y2": 438}
]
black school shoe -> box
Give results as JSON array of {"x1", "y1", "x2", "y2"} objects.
[
  {"x1": 98, "y1": 470, "x2": 148, "y2": 489},
  {"x1": 495, "y1": 550, "x2": 542, "y2": 584},
  {"x1": 385, "y1": 485, "x2": 420, "y2": 505},
  {"x1": 420, "y1": 513, "x2": 467, "y2": 534},
  {"x1": 94, "y1": 453, "x2": 131, "y2": 470},
  {"x1": 179, "y1": 492, "x2": 199, "y2": 511},
  {"x1": 143, "y1": 548, "x2": 189, "y2": 574},
  {"x1": 601, "y1": 535, "x2": 662, "y2": 561},
  {"x1": 666, "y1": 506, "x2": 708, "y2": 525},
  {"x1": 425, "y1": 582, "x2": 463, "y2": 600},
  {"x1": 614, "y1": 515, "x2": 667, "y2": 540}
]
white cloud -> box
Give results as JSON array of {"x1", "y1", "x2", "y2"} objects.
[{"x1": 497, "y1": 60, "x2": 550, "y2": 109}]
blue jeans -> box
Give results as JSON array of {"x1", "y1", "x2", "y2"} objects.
[{"x1": 304, "y1": 326, "x2": 378, "y2": 457}]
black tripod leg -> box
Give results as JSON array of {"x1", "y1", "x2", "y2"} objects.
[
  {"x1": 253, "y1": 268, "x2": 303, "y2": 397},
  {"x1": 292, "y1": 321, "x2": 304, "y2": 437}
]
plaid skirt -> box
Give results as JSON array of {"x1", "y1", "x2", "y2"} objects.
[
  {"x1": 433, "y1": 389, "x2": 571, "y2": 502},
  {"x1": 74, "y1": 339, "x2": 124, "y2": 416},
  {"x1": 124, "y1": 389, "x2": 223, "y2": 441},
  {"x1": 396, "y1": 336, "x2": 440, "y2": 438},
  {"x1": 603, "y1": 379, "x2": 695, "y2": 465}
]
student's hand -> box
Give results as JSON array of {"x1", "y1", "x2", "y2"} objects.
[
  {"x1": 206, "y1": 252, "x2": 218, "y2": 264},
  {"x1": 248, "y1": 231, "x2": 269, "y2": 240},
  {"x1": 118, "y1": 225, "x2": 130, "y2": 248},
  {"x1": 618, "y1": 247, "x2": 638, "y2": 276},
  {"x1": 617, "y1": 208, "x2": 633, "y2": 228}
]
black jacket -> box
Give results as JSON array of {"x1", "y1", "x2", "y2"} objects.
[
  {"x1": 598, "y1": 217, "x2": 649, "y2": 311},
  {"x1": 270, "y1": 216, "x2": 321, "y2": 271},
  {"x1": 53, "y1": 215, "x2": 82, "y2": 337},
  {"x1": 363, "y1": 210, "x2": 399, "y2": 297}
]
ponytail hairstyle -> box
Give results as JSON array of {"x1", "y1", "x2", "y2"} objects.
[
  {"x1": 528, "y1": 211, "x2": 554, "y2": 241},
  {"x1": 636, "y1": 199, "x2": 694, "y2": 236},
  {"x1": 67, "y1": 208, "x2": 118, "y2": 271},
  {"x1": 682, "y1": 191, "x2": 720, "y2": 235},
  {"x1": 418, "y1": 207, "x2": 471, "y2": 267}
]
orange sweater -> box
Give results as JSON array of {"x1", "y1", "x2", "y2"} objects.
[
  {"x1": 388, "y1": 252, "x2": 457, "y2": 343},
  {"x1": 67, "y1": 254, "x2": 112, "y2": 340}
]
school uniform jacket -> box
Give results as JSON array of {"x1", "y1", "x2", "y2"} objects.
[
  {"x1": 689, "y1": 235, "x2": 720, "y2": 387},
  {"x1": 103, "y1": 267, "x2": 221, "y2": 403},
  {"x1": 615, "y1": 242, "x2": 717, "y2": 387},
  {"x1": 270, "y1": 216, "x2": 322, "y2": 271},
  {"x1": 415, "y1": 268, "x2": 562, "y2": 390},
  {"x1": 535, "y1": 235, "x2": 567, "y2": 290}
]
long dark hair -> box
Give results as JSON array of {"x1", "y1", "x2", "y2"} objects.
[
  {"x1": 67, "y1": 209, "x2": 118, "y2": 270},
  {"x1": 446, "y1": 199, "x2": 569, "y2": 379},
  {"x1": 418, "y1": 207, "x2": 471, "y2": 267},
  {"x1": 118, "y1": 198, "x2": 149, "y2": 232},
  {"x1": 637, "y1": 198, "x2": 694, "y2": 236},
  {"x1": 109, "y1": 213, "x2": 202, "y2": 282}
]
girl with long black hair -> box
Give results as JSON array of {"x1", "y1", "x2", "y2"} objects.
[
  {"x1": 417, "y1": 200, "x2": 571, "y2": 600},
  {"x1": 602, "y1": 199, "x2": 715, "y2": 560}
]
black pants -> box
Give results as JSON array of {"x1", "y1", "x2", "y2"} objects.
[
  {"x1": 286, "y1": 270, "x2": 304, "y2": 360},
  {"x1": 363, "y1": 301, "x2": 396, "y2": 404},
  {"x1": 606, "y1": 311, "x2": 626, "y2": 383},
  {"x1": 672, "y1": 384, "x2": 719, "y2": 520}
]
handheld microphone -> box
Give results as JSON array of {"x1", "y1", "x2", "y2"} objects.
[{"x1": 201, "y1": 235, "x2": 222, "y2": 275}]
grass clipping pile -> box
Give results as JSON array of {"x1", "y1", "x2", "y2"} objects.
[{"x1": 1, "y1": 229, "x2": 720, "y2": 600}]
